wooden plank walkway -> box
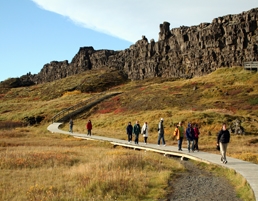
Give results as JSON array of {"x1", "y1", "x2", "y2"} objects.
[{"x1": 48, "y1": 123, "x2": 258, "y2": 200}]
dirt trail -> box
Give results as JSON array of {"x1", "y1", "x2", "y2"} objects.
[{"x1": 162, "y1": 159, "x2": 242, "y2": 201}]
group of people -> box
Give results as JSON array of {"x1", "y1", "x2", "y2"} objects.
[
  {"x1": 126, "y1": 119, "x2": 230, "y2": 164},
  {"x1": 126, "y1": 118, "x2": 167, "y2": 146},
  {"x1": 126, "y1": 119, "x2": 200, "y2": 151},
  {"x1": 173, "y1": 122, "x2": 200, "y2": 152},
  {"x1": 126, "y1": 121, "x2": 149, "y2": 144},
  {"x1": 69, "y1": 117, "x2": 230, "y2": 164}
]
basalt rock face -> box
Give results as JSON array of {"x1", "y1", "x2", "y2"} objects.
[
  {"x1": 33, "y1": 60, "x2": 69, "y2": 84},
  {"x1": 26, "y1": 7, "x2": 258, "y2": 84}
]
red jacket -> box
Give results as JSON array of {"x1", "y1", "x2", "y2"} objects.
[
  {"x1": 193, "y1": 127, "x2": 199, "y2": 138},
  {"x1": 86, "y1": 122, "x2": 92, "y2": 130}
]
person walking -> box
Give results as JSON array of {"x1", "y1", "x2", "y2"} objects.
[
  {"x1": 69, "y1": 118, "x2": 73, "y2": 133},
  {"x1": 174, "y1": 122, "x2": 184, "y2": 151},
  {"x1": 217, "y1": 123, "x2": 230, "y2": 164},
  {"x1": 141, "y1": 122, "x2": 149, "y2": 144},
  {"x1": 86, "y1": 120, "x2": 92, "y2": 136},
  {"x1": 193, "y1": 124, "x2": 200, "y2": 151},
  {"x1": 133, "y1": 121, "x2": 141, "y2": 144},
  {"x1": 126, "y1": 122, "x2": 133, "y2": 143},
  {"x1": 157, "y1": 118, "x2": 166, "y2": 146},
  {"x1": 186, "y1": 123, "x2": 195, "y2": 152}
]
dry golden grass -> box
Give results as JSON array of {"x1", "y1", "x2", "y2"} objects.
[
  {"x1": 0, "y1": 66, "x2": 258, "y2": 200},
  {"x1": 0, "y1": 128, "x2": 185, "y2": 200},
  {"x1": 0, "y1": 127, "x2": 255, "y2": 200}
]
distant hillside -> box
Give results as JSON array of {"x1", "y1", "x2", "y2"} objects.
[
  {"x1": 1, "y1": 7, "x2": 257, "y2": 88},
  {"x1": 0, "y1": 67, "x2": 257, "y2": 135}
]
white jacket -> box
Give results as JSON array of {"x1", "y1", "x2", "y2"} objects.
[{"x1": 141, "y1": 123, "x2": 149, "y2": 137}]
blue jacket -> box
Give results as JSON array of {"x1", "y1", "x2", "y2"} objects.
[
  {"x1": 126, "y1": 125, "x2": 133, "y2": 135},
  {"x1": 186, "y1": 123, "x2": 194, "y2": 140}
]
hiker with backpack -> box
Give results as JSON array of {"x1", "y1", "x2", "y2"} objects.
[{"x1": 141, "y1": 122, "x2": 148, "y2": 144}]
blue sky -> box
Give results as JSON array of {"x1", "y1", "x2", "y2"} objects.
[{"x1": 0, "y1": 0, "x2": 257, "y2": 82}]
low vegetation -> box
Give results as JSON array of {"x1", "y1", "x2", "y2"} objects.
[
  {"x1": 0, "y1": 128, "x2": 184, "y2": 200},
  {"x1": 0, "y1": 67, "x2": 257, "y2": 200},
  {"x1": 0, "y1": 128, "x2": 254, "y2": 200}
]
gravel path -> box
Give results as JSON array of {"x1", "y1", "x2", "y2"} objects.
[{"x1": 162, "y1": 159, "x2": 242, "y2": 201}]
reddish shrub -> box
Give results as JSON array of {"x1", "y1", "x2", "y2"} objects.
[
  {"x1": 99, "y1": 108, "x2": 113, "y2": 114},
  {"x1": 114, "y1": 108, "x2": 126, "y2": 114},
  {"x1": 203, "y1": 83, "x2": 214, "y2": 89},
  {"x1": 228, "y1": 89, "x2": 243, "y2": 96}
]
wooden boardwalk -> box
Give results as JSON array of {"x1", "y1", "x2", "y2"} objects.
[
  {"x1": 244, "y1": 61, "x2": 258, "y2": 72},
  {"x1": 48, "y1": 123, "x2": 258, "y2": 200}
]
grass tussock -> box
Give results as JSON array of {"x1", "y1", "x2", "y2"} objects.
[
  {"x1": 0, "y1": 128, "x2": 184, "y2": 201},
  {"x1": 0, "y1": 148, "x2": 79, "y2": 169}
]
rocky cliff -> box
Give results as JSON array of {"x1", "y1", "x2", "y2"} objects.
[{"x1": 25, "y1": 7, "x2": 258, "y2": 84}]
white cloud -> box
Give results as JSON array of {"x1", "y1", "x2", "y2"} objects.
[{"x1": 31, "y1": 0, "x2": 258, "y2": 43}]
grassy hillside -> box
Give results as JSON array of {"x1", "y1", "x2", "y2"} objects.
[
  {"x1": 0, "y1": 67, "x2": 257, "y2": 200},
  {"x1": 1, "y1": 66, "x2": 258, "y2": 164}
]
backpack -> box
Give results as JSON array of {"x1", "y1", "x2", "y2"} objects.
[{"x1": 143, "y1": 128, "x2": 146, "y2": 134}]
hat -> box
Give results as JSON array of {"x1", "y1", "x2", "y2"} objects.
[
  {"x1": 178, "y1": 121, "x2": 182, "y2": 125},
  {"x1": 161, "y1": 118, "x2": 164, "y2": 121}
]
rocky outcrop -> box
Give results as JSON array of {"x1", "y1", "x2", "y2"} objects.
[
  {"x1": 23, "y1": 115, "x2": 45, "y2": 126},
  {"x1": 21, "y1": 7, "x2": 258, "y2": 83},
  {"x1": 229, "y1": 119, "x2": 245, "y2": 135},
  {"x1": 0, "y1": 73, "x2": 35, "y2": 88}
]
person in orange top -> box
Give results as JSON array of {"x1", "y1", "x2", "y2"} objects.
[
  {"x1": 86, "y1": 120, "x2": 92, "y2": 136},
  {"x1": 173, "y1": 122, "x2": 184, "y2": 151}
]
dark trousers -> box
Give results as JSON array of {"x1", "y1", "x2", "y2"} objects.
[
  {"x1": 87, "y1": 129, "x2": 91, "y2": 136},
  {"x1": 69, "y1": 125, "x2": 73, "y2": 133},
  {"x1": 178, "y1": 137, "x2": 183, "y2": 150},
  {"x1": 157, "y1": 134, "x2": 166, "y2": 145},
  {"x1": 128, "y1": 134, "x2": 132, "y2": 142},
  {"x1": 144, "y1": 136, "x2": 148, "y2": 143},
  {"x1": 194, "y1": 138, "x2": 199, "y2": 150},
  {"x1": 134, "y1": 134, "x2": 139, "y2": 144}
]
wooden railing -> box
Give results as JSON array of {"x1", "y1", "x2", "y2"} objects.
[
  {"x1": 51, "y1": 92, "x2": 121, "y2": 123},
  {"x1": 244, "y1": 61, "x2": 258, "y2": 71}
]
